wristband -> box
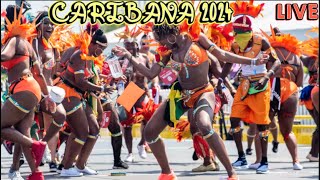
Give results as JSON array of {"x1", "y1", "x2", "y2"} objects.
[
  {"x1": 251, "y1": 59, "x2": 256, "y2": 66},
  {"x1": 208, "y1": 44, "x2": 216, "y2": 53},
  {"x1": 269, "y1": 70, "x2": 275, "y2": 75},
  {"x1": 42, "y1": 93, "x2": 50, "y2": 98},
  {"x1": 101, "y1": 86, "x2": 105, "y2": 92}
]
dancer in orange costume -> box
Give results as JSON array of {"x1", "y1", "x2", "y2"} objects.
[
  {"x1": 220, "y1": 0, "x2": 281, "y2": 174},
  {"x1": 245, "y1": 26, "x2": 304, "y2": 170},
  {"x1": 300, "y1": 28, "x2": 319, "y2": 161},
  {"x1": 1, "y1": 4, "x2": 56, "y2": 180},
  {"x1": 112, "y1": 11, "x2": 268, "y2": 178}
]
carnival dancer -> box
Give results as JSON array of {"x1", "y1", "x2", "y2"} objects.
[
  {"x1": 112, "y1": 17, "x2": 268, "y2": 179},
  {"x1": 100, "y1": 95, "x2": 129, "y2": 169},
  {"x1": 56, "y1": 28, "x2": 111, "y2": 177},
  {"x1": 219, "y1": 0, "x2": 281, "y2": 174},
  {"x1": 1, "y1": 4, "x2": 56, "y2": 180},
  {"x1": 114, "y1": 25, "x2": 154, "y2": 162},
  {"x1": 30, "y1": 11, "x2": 68, "y2": 171},
  {"x1": 300, "y1": 29, "x2": 319, "y2": 161},
  {"x1": 53, "y1": 23, "x2": 128, "y2": 171},
  {"x1": 245, "y1": 26, "x2": 304, "y2": 170},
  {"x1": 186, "y1": 23, "x2": 237, "y2": 172},
  {"x1": 139, "y1": 34, "x2": 161, "y2": 153}
]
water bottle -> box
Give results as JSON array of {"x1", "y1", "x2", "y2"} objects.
[
  {"x1": 106, "y1": 53, "x2": 123, "y2": 79},
  {"x1": 117, "y1": 80, "x2": 125, "y2": 95}
]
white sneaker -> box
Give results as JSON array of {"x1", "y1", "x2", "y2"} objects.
[
  {"x1": 60, "y1": 167, "x2": 83, "y2": 177},
  {"x1": 42, "y1": 144, "x2": 51, "y2": 164},
  {"x1": 232, "y1": 158, "x2": 248, "y2": 169},
  {"x1": 124, "y1": 153, "x2": 134, "y2": 162},
  {"x1": 75, "y1": 166, "x2": 98, "y2": 175},
  {"x1": 293, "y1": 162, "x2": 303, "y2": 170},
  {"x1": 306, "y1": 154, "x2": 319, "y2": 162},
  {"x1": 256, "y1": 164, "x2": 269, "y2": 174},
  {"x1": 249, "y1": 163, "x2": 260, "y2": 170},
  {"x1": 137, "y1": 145, "x2": 147, "y2": 159},
  {"x1": 8, "y1": 170, "x2": 24, "y2": 180}
]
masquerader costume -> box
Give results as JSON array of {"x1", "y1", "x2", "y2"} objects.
[
  {"x1": 113, "y1": 24, "x2": 159, "y2": 126},
  {"x1": 299, "y1": 28, "x2": 319, "y2": 110},
  {"x1": 173, "y1": 22, "x2": 235, "y2": 159},
  {"x1": 1, "y1": 4, "x2": 42, "y2": 110},
  {"x1": 261, "y1": 25, "x2": 303, "y2": 112},
  {"x1": 229, "y1": 0, "x2": 272, "y2": 125}
]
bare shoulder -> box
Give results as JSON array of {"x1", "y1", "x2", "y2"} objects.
[{"x1": 70, "y1": 50, "x2": 82, "y2": 63}]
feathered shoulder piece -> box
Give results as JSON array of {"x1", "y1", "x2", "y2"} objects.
[
  {"x1": 49, "y1": 25, "x2": 74, "y2": 53},
  {"x1": 115, "y1": 24, "x2": 142, "y2": 43},
  {"x1": 204, "y1": 23, "x2": 234, "y2": 51},
  {"x1": 300, "y1": 27, "x2": 319, "y2": 58},
  {"x1": 1, "y1": 3, "x2": 37, "y2": 45},
  {"x1": 260, "y1": 25, "x2": 302, "y2": 55},
  {"x1": 230, "y1": 0, "x2": 264, "y2": 18}
]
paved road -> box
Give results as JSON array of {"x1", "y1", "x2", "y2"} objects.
[{"x1": 1, "y1": 137, "x2": 319, "y2": 180}]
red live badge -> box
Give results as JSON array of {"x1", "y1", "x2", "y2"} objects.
[
  {"x1": 159, "y1": 68, "x2": 177, "y2": 85},
  {"x1": 100, "y1": 111, "x2": 111, "y2": 128}
]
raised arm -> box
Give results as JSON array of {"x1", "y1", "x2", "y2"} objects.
[
  {"x1": 198, "y1": 33, "x2": 267, "y2": 65},
  {"x1": 1, "y1": 37, "x2": 17, "y2": 61},
  {"x1": 112, "y1": 46, "x2": 170, "y2": 80}
]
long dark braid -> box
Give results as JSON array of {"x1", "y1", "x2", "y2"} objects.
[{"x1": 152, "y1": 24, "x2": 179, "y2": 39}]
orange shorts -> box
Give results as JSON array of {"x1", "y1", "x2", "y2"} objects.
[
  {"x1": 9, "y1": 76, "x2": 41, "y2": 102},
  {"x1": 311, "y1": 85, "x2": 319, "y2": 108},
  {"x1": 280, "y1": 78, "x2": 298, "y2": 103},
  {"x1": 56, "y1": 81, "x2": 82, "y2": 100},
  {"x1": 230, "y1": 81, "x2": 271, "y2": 125},
  {"x1": 184, "y1": 84, "x2": 214, "y2": 108}
]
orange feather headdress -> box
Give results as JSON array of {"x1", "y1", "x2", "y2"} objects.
[
  {"x1": 260, "y1": 25, "x2": 302, "y2": 56},
  {"x1": 2, "y1": 3, "x2": 37, "y2": 45},
  {"x1": 230, "y1": 0, "x2": 264, "y2": 18},
  {"x1": 204, "y1": 23, "x2": 234, "y2": 51},
  {"x1": 77, "y1": 28, "x2": 104, "y2": 70},
  {"x1": 115, "y1": 24, "x2": 142, "y2": 43},
  {"x1": 300, "y1": 27, "x2": 319, "y2": 58},
  {"x1": 49, "y1": 24, "x2": 74, "y2": 53}
]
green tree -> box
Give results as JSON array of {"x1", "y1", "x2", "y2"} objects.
[{"x1": 101, "y1": 24, "x2": 125, "y2": 33}]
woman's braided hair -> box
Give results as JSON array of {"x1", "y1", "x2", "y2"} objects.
[{"x1": 152, "y1": 24, "x2": 179, "y2": 39}]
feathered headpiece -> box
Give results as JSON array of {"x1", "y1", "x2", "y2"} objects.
[
  {"x1": 115, "y1": 24, "x2": 142, "y2": 43},
  {"x1": 204, "y1": 23, "x2": 234, "y2": 51},
  {"x1": 230, "y1": 0, "x2": 264, "y2": 18},
  {"x1": 300, "y1": 27, "x2": 319, "y2": 58},
  {"x1": 231, "y1": 0, "x2": 264, "y2": 32},
  {"x1": 179, "y1": 14, "x2": 201, "y2": 42},
  {"x1": 1, "y1": 3, "x2": 37, "y2": 45},
  {"x1": 86, "y1": 22, "x2": 100, "y2": 35},
  {"x1": 49, "y1": 24, "x2": 74, "y2": 53},
  {"x1": 260, "y1": 25, "x2": 302, "y2": 56},
  {"x1": 138, "y1": 22, "x2": 154, "y2": 35}
]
